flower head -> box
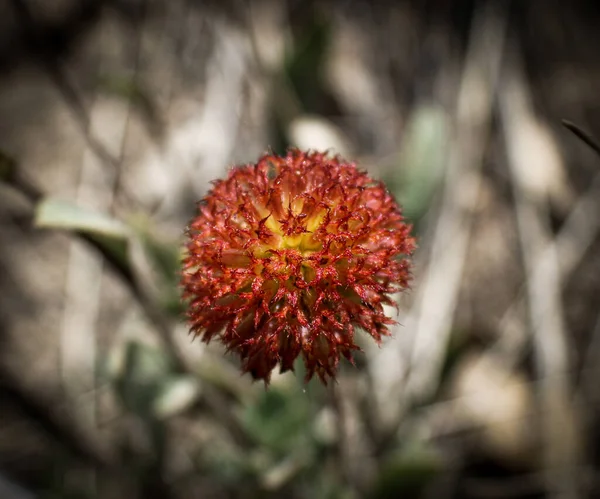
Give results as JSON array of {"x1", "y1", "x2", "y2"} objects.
[{"x1": 181, "y1": 149, "x2": 415, "y2": 384}]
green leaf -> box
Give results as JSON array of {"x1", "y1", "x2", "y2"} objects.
[
  {"x1": 34, "y1": 198, "x2": 130, "y2": 271},
  {"x1": 135, "y1": 228, "x2": 181, "y2": 286},
  {"x1": 369, "y1": 445, "x2": 441, "y2": 499},
  {"x1": 283, "y1": 12, "x2": 332, "y2": 113},
  {"x1": 199, "y1": 445, "x2": 257, "y2": 485},
  {"x1": 242, "y1": 386, "x2": 313, "y2": 455},
  {"x1": 114, "y1": 340, "x2": 174, "y2": 419},
  {"x1": 35, "y1": 198, "x2": 128, "y2": 236},
  {"x1": 111, "y1": 341, "x2": 184, "y2": 462},
  {"x1": 129, "y1": 218, "x2": 183, "y2": 316},
  {"x1": 391, "y1": 105, "x2": 448, "y2": 222}
]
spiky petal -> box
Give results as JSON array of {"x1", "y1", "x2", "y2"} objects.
[{"x1": 181, "y1": 149, "x2": 415, "y2": 384}]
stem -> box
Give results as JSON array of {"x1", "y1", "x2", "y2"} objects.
[{"x1": 329, "y1": 382, "x2": 356, "y2": 492}]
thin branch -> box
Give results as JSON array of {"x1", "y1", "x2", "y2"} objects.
[{"x1": 562, "y1": 120, "x2": 600, "y2": 159}]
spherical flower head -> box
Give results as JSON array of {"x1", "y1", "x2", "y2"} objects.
[{"x1": 181, "y1": 149, "x2": 415, "y2": 384}]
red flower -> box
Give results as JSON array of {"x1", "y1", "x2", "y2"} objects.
[{"x1": 181, "y1": 149, "x2": 415, "y2": 384}]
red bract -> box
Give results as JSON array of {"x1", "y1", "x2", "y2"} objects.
[{"x1": 181, "y1": 149, "x2": 415, "y2": 384}]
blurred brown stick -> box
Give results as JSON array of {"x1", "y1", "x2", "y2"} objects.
[{"x1": 562, "y1": 120, "x2": 600, "y2": 159}]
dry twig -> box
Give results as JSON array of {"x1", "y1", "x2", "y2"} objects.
[{"x1": 500, "y1": 58, "x2": 581, "y2": 499}]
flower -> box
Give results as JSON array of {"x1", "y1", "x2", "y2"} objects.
[{"x1": 181, "y1": 149, "x2": 415, "y2": 384}]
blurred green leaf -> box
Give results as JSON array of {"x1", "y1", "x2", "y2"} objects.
[
  {"x1": 369, "y1": 445, "x2": 441, "y2": 499},
  {"x1": 201, "y1": 446, "x2": 257, "y2": 486},
  {"x1": 142, "y1": 235, "x2": 181, "y2": 285},
  {"x1": 438, "y1": 326, "x2": 471, "y2": 388},
  {"x1": 114, "y1": 340, "x2": 174, "y2": 419},
  {"x1": 130, "y1": 219, "x2": 183, "y2": 316},
  {"x1": 391, "y1": 105, "x2": 448, "y2": 222},
  {"x1": 113, "y1": 340, "x2": 202, "y2": 423},
  {"x1": 284, "y1": 13, "x2": 332, "y2": 113},
  {"x1": 111, "y1": 341, "x2": 182, "y2": 474},
  {"x1": 98, "y1": 74, "x2": 145, "y2": 100},
  {"x1": 242, "y1": 386, "x2": 313, "y2": 456},
  {"x1": 35, "y1": 198, "x2": 130, "y2": 267},
  {"x1": 35, "y1": 198, "x2": 128, "y2": 235}
]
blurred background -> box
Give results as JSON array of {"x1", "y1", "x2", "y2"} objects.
[{"x1": 1, "y1": 0, "x2": 600, "y2": 497}]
